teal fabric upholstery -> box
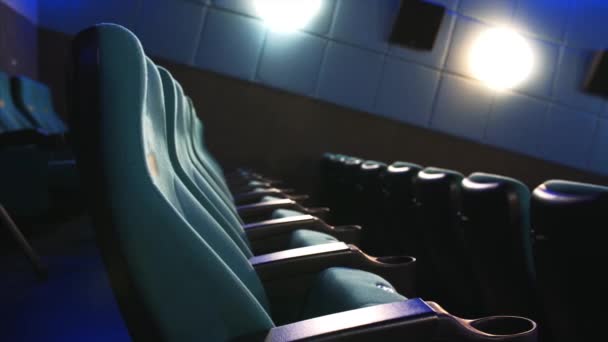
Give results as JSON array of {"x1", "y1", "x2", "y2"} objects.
[
  {"x1": 0, "y1": 72, "x2": 34, "y2": 133},
  {"x1": 261, "y1": 195, "x2": 282, "y2": 202},
  {"x1": 288, "y1": 229, "x2": 340, "y2": 249},
  {"x1": 12, "y1": 76, "x2": 67, "y2": 134},
  {"x1": 154, "y1": 72, "x2": 340, "y2": 253},
  {"x1": 301, "y1": 267, "x2": 407, "y2": 320},
  {"x1": 73, "y1": 25, "x2": 409, "y2": 339},
  {"x1": 159, "y1": 67, "x2": 340, "y2": 254},
  {"x1": 187, "y1": 100, "x2": 231, "y2": 195},
  {"x1": 248, "y1": 180, "x2": 268, "y2": 187},
  {"x1": 158, "y1": 66, "x2": 252, "y2": 257},
  {"x1": 271, "y1": 208, "x2": 305, "y2": 219},
  {"x1": 73, "y1": 24, "x2": 274, "y2": 340}
]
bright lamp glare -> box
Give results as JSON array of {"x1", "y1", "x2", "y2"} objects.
[
  {"x1": 469, "y1": 28, "x2": 534, "y2": 90},
  {"x1": 254, "y1": 0, "x2": 322, "y2": 32}
]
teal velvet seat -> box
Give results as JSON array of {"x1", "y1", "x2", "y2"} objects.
[
  {"x1": 461, "y1": 172, "x2": 536, "y2": 318},
  {"x1": 0, "y1": 72, "x2": 78, "y2": 217},
  {"x1": 271, "y1": 208, "x2": 306, "y2": 219},
  {"x1": 301, "y1": 267, "x2": 406, "y2": 320},
  {"x1": 288, "y1": 229, "x2": 340, "y2": 249},
  {"x1": 71, "y1": 24, "x2": 407, "y2": 340},
  {"x1": 157, "y1": 67, "x2": 338, "y2": 253},
  {"x1": 12, "y1": 76, "x2": 68, "y2": 134},
  {"x1": 0, "y1": 72, "x2": 36, "y2": 133}
]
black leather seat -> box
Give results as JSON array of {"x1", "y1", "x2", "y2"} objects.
[
  {"x1": 531, "y1": 180, "x2": 608, "y2": 342},
  {"x1": 331, "y1": 156, "x2": 363, "y2": 224},
  {"x1": 354, "y1": 160, "x2": 387, "y2": 255},
  {"x1": 382, "y1": 161, "x2": 423, "y2": 256},
  {"x1": 460, "y1": 173, "x2": 536, "y2": 318},
  {"x1": 413, "y1": 167, "x2": 480, "y2": 316}
]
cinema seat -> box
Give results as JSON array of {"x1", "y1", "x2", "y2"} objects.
[
  {"x1": 0, "y1": 72, "x2": 36, "y2": 133},
  {"x1": 460, "y1": 173, "x2": 536, "y2": 318},
  {"x1": 330, "y1": 156, "x2": 364, "y2": 224},
  {"x1": 0, "y1": 72, "x2": 79, "y2": 217},
  {"x1": 354, "y1": 160, "x2": 388, "y2": 254},
  {"x1": 531, "y1": 180, "x2": 608, "y2": 342},
  {"x1": 69, "y1": 24, "x2": 434, "y2": 340},
  {"x1": 184, "y1": 97, "x2": 311, "y2": 208},
  {"x1": 156, "y1": 67, "x2": 357, "y2": 255},
  {"x1": 12, "y1": 76, "x2": 68, "y2": 135},
  {"x1": 413, "y1": 167, "x2": 479, "y2": 316},
  {"x1": 383, "y1": 161, "x2": 423, "y2": 255}
]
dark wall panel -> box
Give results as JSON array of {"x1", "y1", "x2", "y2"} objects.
[
  {"x1": 0, "y1": 2, "x2": 37, "y2": 78},
  {"x1": 160, "y1": 60, "x2": 608, "y2": 199},
  {"x1": 38, "y1": 27, "x2": 608, "y2": 201},
  {"x1": 37, "y1": 28, "x2": 71, "y2": 119}
]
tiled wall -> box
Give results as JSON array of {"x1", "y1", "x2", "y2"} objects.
[
  {"x1": 38, "y1": 0, "x2": 608, "y2": 175},
  {"x1": 0, "y1": 0, "x2": 38, "y2": 78}
]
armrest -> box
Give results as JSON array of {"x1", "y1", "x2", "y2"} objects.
[
  {"x1": 250, "y1": 242, "x2": 351, "y2": 267},
  {"x1": 235, "y1": 299, "x2": 538, "y2": 342},
  {"x1": 264, "y1": 299, "x2": 436, "y2": 341},
  {"x1": 238, "y1": 199, "x2": 330, "y2": 222},
  {"x1": 252, "y1": 243, "x2": 416, "y2": 297},
  {"x1": 244, "y1": 215, "x2": 326, "y2": 240},
  {"x1": 244, "y1": 216, "x2": 361, "y2": 255},
  {"x1": 233, "y1": 188, "x2": 288, "y2": 204},
  {"x1": 238, "y1": 199, "x2": 299, "y2": 221}
]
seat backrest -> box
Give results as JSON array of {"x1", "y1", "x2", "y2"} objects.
[
  {"x1": 381, "y1": 161, "x2": 423, "y2": 255},
  {"x1": 12, "y1": 76, "x2": 66, "y2": 134},
  {"x1": 158, "y1": 66, "x2": 251, "y2": 257},
  {"x1": 355, "y1": 160, "x2": 388, "y2": 254},
  {"x1": 460, "y1": 172, "x2": 536, "y2": 317},
  {"x1": 71, "y1": 24, "x2": 273, "y2": 341},
  {"x1": 35, "y1": 80, "x2": 68, "y2": 133},
  {"x1": 412, "y1": 167, "x2": 479, "y2": 316},
  {"x1": 0, "y1": 71, "x2": 35, "y2": 133},
  {"x1": 182, "y1": 94, "x2": 235, "y2": 205},
  {"x1": 188, "y1": 100, "x2": 227, "y2": 186},
  {"x1": 357, "y1": 160, "x2": 387, "y2": 196},
  {"x1": 531, "y1": 180, "x2": 608, "y2": 342},
  {"x1": 382, "y1": 161, "x2": 423, "y2": 204}
]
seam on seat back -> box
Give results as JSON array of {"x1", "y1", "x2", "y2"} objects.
[
  {"x1": 180, "y1": 95, "x2": 238, "y2": 212},
  {"x1": 188, "y1": 104, "x2": 232, "y2": 198},
  {"x1": 0, "y1": 72, "x2": 35, "y2": 132},
  {"x1": 158, "y1": 66, "x2": 252, "y2": 256}
]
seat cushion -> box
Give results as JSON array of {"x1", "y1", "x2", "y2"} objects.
[
  {"x1": 288, "y1": 229, "x2": 340, "y2": 249},
  {"x1": 261, "y1": 195, "x2": 282, "y2": 202},
  {"x1": 271, "y1": 208, "x2": 304, "y2": 219},
  {"x1": 301, "y1": 267, "x2": 407, "y2": 320},
  {"x1": 249, "y1": 180, "x2": 268, "y2": 187}
]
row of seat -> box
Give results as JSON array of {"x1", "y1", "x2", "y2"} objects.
[
  {"x1": 0, "y1": 72, "x2": 67, "y2": 136},
  {"x1": 0, "y1": 71, "x2": 79, "y2": 218},
  {"x1": 68, "y1": 24, "x2": 541, "y2": 341},
  {"x1": 320, "y1": 153, "x2": 607, "y2": 342}
]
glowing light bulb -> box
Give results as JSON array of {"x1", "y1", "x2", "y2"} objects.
[
  {"x1": 469, "y1": 27, "x2": 534, "y2": 90},
  {"x1": 254, "y1": 0, "x2": 322, "y2": 32}
]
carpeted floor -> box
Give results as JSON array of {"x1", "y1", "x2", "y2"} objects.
[{"x1": 0, "y1": 215, "x2": 131, "y2": 341}]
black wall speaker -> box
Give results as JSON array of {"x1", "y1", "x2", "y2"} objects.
[
  {"x1": 584, "y1": 51, "x2": 608, "y2": 98},
  {"x1": 390, "y1": 0, "x2": 446, "y2": 51}
]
